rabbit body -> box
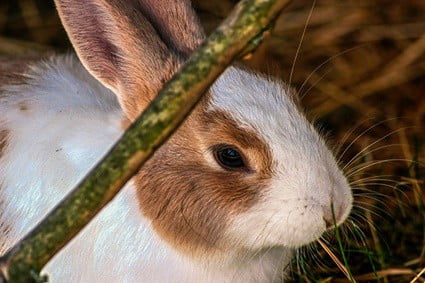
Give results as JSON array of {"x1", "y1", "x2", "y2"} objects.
[
  {"x1": 0, "y1": 0, "x2": 353, "y2": 282},
  {"x1": 0, "y1": 56, "x2": 292, "y2": 282}
]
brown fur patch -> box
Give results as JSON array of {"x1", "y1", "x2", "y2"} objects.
[
  {"x1": 197, "y1": 109, "x2": 274, "y2": 177},
  {"x1": 0, "y1": 130, "x2": 8, "y2": 247},
  {"x1": 0, "y1": 129, "x2": 8, "y2": 160},
  {"x1": 120, "y1": 117, "x2": 132, "y2": 131},
  {"x1": 135, "y1": 107, "x2": 274, "y2": 256}
]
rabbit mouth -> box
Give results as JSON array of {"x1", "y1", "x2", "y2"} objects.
[{"x1": 225, "y1": 189, "x2": 353, "y2": 251}]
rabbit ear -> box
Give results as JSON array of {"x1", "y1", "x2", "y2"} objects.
[
  {"x1": 54, "y1": 0, "x2": 205, "y2": 119},
  {"x1": 137, "y1": 0, "x2": 205, "y2": 56}
]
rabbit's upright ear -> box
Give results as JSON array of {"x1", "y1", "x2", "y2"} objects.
[{"x1": 54, "y1": 0, "x2": 205, "y2": 119}]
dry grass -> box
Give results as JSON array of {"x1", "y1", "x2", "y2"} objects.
[{"x1": 0, "y1": 0, "x2": 424, "y2": 282}]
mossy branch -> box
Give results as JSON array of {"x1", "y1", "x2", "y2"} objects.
[{"x1": 0, "y1": 0, "x2": 292, "y2": 281}]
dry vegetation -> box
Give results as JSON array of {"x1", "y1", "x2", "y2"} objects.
[{"x1": 0, "y1": 0, "x2": 424, "y2": 282}]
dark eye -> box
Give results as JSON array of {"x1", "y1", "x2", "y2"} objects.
[{"x1": 214, "y1": 147, "x2": 245, "y2": 169}]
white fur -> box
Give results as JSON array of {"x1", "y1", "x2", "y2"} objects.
[
  {"x1": 211, "y1": 68, "x2": 353, "y2": 249},
  {"x1": 0, "y1": 56, "x2": 123, "y2": 250},
  {"x1": 0, "y1": 56, "x2": 304, "y2": 282}
]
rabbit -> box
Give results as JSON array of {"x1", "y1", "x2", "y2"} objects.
[{"x1": 0, "y1": 0, "x2": 353, "y2": 282}]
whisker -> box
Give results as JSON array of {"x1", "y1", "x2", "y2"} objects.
[
  {"x1": 353, "y1": 201, "x2": 390, "y2": 219},
  {"x1": 353, "y1": 192, "x2": 393, "y2": 206},
  {"x1": 343, "y1": 127, "x2": 414, "y2": 171},
  {"x1": 337, "y1": 117, "x2": 402, "y2": 164},
  {"x1": 299, "y1": 66, "x2": 332, "y2": 99},
  {"x1": 349, "y1": 160, "x2": 421, "y2": 180},
  {"x1": 350, "y1": 210, "x2": 379, "y2": 231},
  {"x1": 353, "y1": 183, "x2": 405, "y2": 195},
  {"x1": 334, "y1": 116, "x2": 376, "y2": 158},
  {"x1": 288, "y1": 0, "x2": 316, "y2": 86},
  {"x1": 299, "y1": 44, "x2": 368, "y2": 99},
  {"x1": 347, "y1": 220, "x2": 368, "y2": 246},
  {"x1": 350, "y1": 175, "x2": 399, "y2": 185},
  {"x1": 346, "y1": 158, "x2": 419, "y2": 178},
  {"x1": 344, "y1": 142, "x2": 406, "y2": 172}
]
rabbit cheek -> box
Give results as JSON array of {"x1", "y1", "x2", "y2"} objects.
[
  {"x1": 134, "y1": 132, "x2": 271, "y2": 257},
  {"x1": 134, "y1": 161, "x2": 263, "y2": 256}
]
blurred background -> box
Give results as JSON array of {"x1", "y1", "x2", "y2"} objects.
[{"x1": 0, "y1": 0, "x2": 424, "y2": 282}]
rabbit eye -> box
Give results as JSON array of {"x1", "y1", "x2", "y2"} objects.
[{"x1": 214, "y1": 146, "x2": 245, "y2": 170}]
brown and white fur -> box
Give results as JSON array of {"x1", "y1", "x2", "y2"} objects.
[{"x1": 0, "y1": 0, "x2": 353, "y2": 282}]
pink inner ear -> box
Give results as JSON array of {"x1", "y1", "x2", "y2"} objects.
[{"x1": 56, "y1": 0, "x2": 120, "y2": 90}]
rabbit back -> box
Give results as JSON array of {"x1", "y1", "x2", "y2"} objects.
[{"x1": 0, "y1": 55, "x2": 124, "y2": 254}]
